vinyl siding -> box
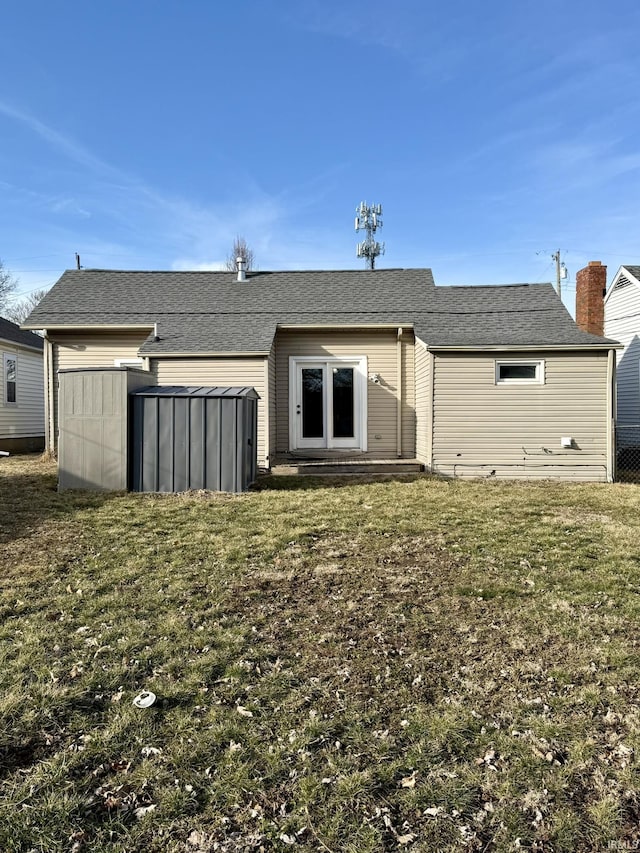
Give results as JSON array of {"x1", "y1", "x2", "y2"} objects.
[
  {"x1": 401, "y1": 334, "x2": 415, "y2": 455},
  {"x1": 414, "y1": 341, "x2": 432, "y2": 465},
  {"x1": 0, "y1": 342, "x2": 44, "y2": 440},
  {"x1": 50, "y1": 332, "x2": 149, "y2": 447},
  {"x1": 605, "y1": 282, "x2": 640, "y2": 425},
  {"x1": 267, "y1": 342, "x2": 277, "y2": 465},
  {"x1": 274, "y1": 328, "x2": 416, "y2": 457},
  {"x1": 432, "y1": 350, "x2": 609, "y2": 481},
  {"x1": 151, "y1": 357, "x2": 268, "y2": 466}
]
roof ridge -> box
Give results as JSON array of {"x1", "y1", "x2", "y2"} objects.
[
  {"x1": 440, "y1": 283, "x2": 553, "y2": 290},
  {"x1": 67, "y1": 267, "x2": 421, "y2": 275}
]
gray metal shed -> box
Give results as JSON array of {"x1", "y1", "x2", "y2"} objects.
[
  {"x1": 130, "y1": 386, "x2": 258, "y2": 493},
  {"x1": 58, "y1": 367, "x2": 153, "y2": 490}
]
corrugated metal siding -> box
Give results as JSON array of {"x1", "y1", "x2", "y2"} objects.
[
  {"x1": 414, "y1": 343, "x2": 431, "y2": 465},
  {"x1": 274, "y1": 329, "x2": 416, "y2": 457},
  {"x1": 605, "y1": 283, "x2": 640, "y2": 424},
  {"x1": 0, "y1": 343, "x2": 44, "y2": 439},
  {"x1": 151, "y1": 358, "x2": 267, "y2": 465},
  {"x1": 432, "y1": 350, "x2": 609, "y2": 481},
  {"x1": 130, "y1": 389, "x2": 258, "y2": 493}
]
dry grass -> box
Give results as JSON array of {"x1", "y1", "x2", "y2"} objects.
[{"x1": 1, "y1": 455, "x2": 640, "y2": 852}]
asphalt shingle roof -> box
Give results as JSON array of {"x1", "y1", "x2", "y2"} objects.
[
  {"x1": 0, "y1": 316, "x2": 44, "y2": 350},
  {"x1": 23, "y1": 268, "x2": 615, "y2": 352},
  {"x1": 623, "y1": 265, "x2": 640, "y2": 281}
]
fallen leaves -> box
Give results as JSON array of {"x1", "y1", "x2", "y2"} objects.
[
  {"x1": 90, "y1": 782, "x2": 155, "y2": 817},
  {"x1": 399, "y1": 770, "x2": 417, "y2": 789},
  {"x1": 4, "y1": 456, "x2": 640, "y2": 851}
]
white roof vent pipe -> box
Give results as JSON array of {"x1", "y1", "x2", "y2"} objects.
[{"x1": 236, "y1": 256, "x2": 247, "y2": 282}]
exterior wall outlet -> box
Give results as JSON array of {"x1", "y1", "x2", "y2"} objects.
[{"x1": 561, "y1": 436, "x2": 573, "y2": 448}]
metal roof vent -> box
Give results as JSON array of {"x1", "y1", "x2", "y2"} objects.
[{"x1": 236, "y1": 256, "x2": 247, "y2": 282}]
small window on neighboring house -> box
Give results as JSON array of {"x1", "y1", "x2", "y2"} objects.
[
  {"x1": 4, "y1": 354, "x2": 17, "y2": 404},
  {"x1": 495, "y1": 360, "x2": 544, "y2": 385}
]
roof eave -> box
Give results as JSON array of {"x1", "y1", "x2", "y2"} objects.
[
  {"x1": 139, "y1": 350, "x2": 271, "y2": 358},
  {"x1": 0, "y1": 336, "x2": 44, "y2": 353},
  {"x1": 426, "y1": 343, "x2": 622, "y2": 352},
  {"x1": 23, "y1": 323, "x2": 157, "y2": 331},
  {"x1": 276, "y1": 322, "x2": 414, "y2": 330}
]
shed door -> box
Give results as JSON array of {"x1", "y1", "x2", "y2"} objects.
[{"x1": 290, "y1": 357, "x2": 367, "y2": 451}]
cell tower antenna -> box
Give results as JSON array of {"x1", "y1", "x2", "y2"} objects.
[{"x1": 355, "y1": 201, "x2": 385, "y2": 269}]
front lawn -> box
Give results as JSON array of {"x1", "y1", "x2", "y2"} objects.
[{"x1": 1, "y1": 456, "x2": 639, "y2": 852}]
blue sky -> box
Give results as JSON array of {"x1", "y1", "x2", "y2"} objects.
[{"x1": 1, "y1": 0, "x2": 640, "y2": 314}]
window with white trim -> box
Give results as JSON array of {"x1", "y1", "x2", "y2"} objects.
[
  {"x1": 3, "y1": 353, "x2": 17, "y2": 404},
  {"x1": 495, "y1": 359, "x2": 544, "y2": 385}
]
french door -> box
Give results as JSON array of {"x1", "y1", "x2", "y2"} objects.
[{"x1": 290, "y1": 357, "x2": 367, "y2": 451}]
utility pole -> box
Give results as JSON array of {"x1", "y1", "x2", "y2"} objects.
[
  {"x1": 551, "y1": 249, "x2": 567, "y2": 299},
  {"x1": 355, "y1": 202, "x2": 385, "y2": 270}
]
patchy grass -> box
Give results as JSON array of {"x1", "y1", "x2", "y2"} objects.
[{"x1": 1, "y1": 456, "x2": 640, "y2": 852}]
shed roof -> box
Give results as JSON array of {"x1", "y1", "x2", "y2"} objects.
[
  {"x1": 0, "y1": 316, "x2": 44, "y2": 351},
  {"x1": 23, "y1": 267, "x2": 616, "y2": 351},
  {"x1": 131, "y1": 385, "x2": 259, "y2": 398}
]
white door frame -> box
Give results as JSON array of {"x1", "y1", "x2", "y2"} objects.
[{"x1": 289, "y1": 356, "x2": 368, "y2": 451}]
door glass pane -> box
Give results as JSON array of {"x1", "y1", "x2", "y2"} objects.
[
  {"x1": 332, "y1": 367, "x2": 354, "y2": 438},
  {"x1": 302, "y1": 368, "x2": 324, "y2": 438}
]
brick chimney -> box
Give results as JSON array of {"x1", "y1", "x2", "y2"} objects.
[{"x1": 576, "y1": 260, "x2": 606, "y2": 336}]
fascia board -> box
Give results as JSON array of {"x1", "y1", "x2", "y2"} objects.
[
  {"x1": 23, "y1": 323, "x2": 156, "y2": 331},
  {"x1": 143, "y1": 351, "x2": 270, "y2": 358},
  {"x1": 426, "y1": 343, "x2": 622, "y2": 352},
  {"x1": 276, "y1": 323, "x2": 414, "y2": 331}
]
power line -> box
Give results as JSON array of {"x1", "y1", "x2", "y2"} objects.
[
  {"x1": 2, "y1": 254, "x2": 68, "y2": 262},
  {"x1": 5, "y1": 283, "x2": 54, "y2": 300}
]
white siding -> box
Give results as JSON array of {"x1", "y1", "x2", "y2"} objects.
[
  {"x1": 0, "y1": 342, "x2": 44, "y2": 440},
  {"x1": 605, "y1": 281, "x2": 640, "y2": 425},
  {"x1": 151, "y1": 357, "x2": 268, "y2": 466},
  {"x1": 432, "y1": 350, "x2": 609, "y2": 482},
  {"x1": 274, "y1": 329, "x2": 416, "y2": 458}
]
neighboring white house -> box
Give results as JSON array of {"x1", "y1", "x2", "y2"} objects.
[
  {"x1": 604, "y1": 266, "x2": 640, "y2": 431},
  {"x1": 0, "y1": 317, "x2": 45, "y2": 453}
]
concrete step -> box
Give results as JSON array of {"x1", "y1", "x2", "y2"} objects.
[{"x1": 269, "y1": 459, "x2": 423, "y2": 476}]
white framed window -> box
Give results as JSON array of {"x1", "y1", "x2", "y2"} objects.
[
  {"x1": 3, "y1": 353, "x2": 17, "y2": 404},
  {"x1": 114, "y1": 357, "x2": 144, "y2": 368},
  {"x1": 495, "y1": 359, "x2": 544, "y2": 385}
]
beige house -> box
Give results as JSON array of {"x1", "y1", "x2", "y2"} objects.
[
  {"x1": 0, "y1": 317, "x2": 45, "y2": 453},
  {"x1": 24, "y1": 264, "x2": 619, "y2": 482}
]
